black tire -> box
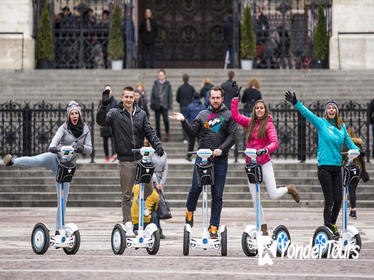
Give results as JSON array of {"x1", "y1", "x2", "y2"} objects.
[
  {"x1": 31, "y1": 223, "x2": 49, "y2": 255},
  {"x1": 220, "y1": 226, "x2": 227, "y2": 256},
  {"x1": 111, "y1": 224, "x2": 126, "y2": 255},
  {"x1": 272, "y1": 225, "x2": 291, "y2": 257},
  {"x1": 146, "y1": 230, "x2": 160, "y2": 255},
  {"x1": 241, "y1": 232, "x2": 258, "y2": 257},
  {"x1": 63, "y1": 230, "x2": 81, "y2": 255},
  {"x1": 349, "y1": 234, "x2": 362, "y2": 259},
  {"x1": 312, "y1": 226, "x2": 333, "y2": 258},
  {"x1": 183, "y1": 225, "x2": 190, "y2": 256}
]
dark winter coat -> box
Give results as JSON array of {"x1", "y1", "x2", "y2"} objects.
[
  {"x1": 186, "y1": 99, "x2": 205, "y2": 123},
  {"x1": 96, "y1": 102, "x2": 162, "y2": 161},
  {"x1": 221, "y1": 79, "x2": 234, "y2": 110},
  {"x1": 136, "y1": 94, "x2": 150, "y2": 119},
  {"x1": 139, "y1": 18, "x2": 158, "y2": 45},
  {"x1": 99, "y1": 96, "x2": 117, "y2": 137},
  {"x1": 241, "y1": 88, "x2": 262, "y2": 114},
  {"x1": 369, "y1": 99, "x2": 374, "y2": 124},
  {"x1": 182, "y1": 104, "x2": 238, "y2": 159},
  {"x1": 177, "y1": 83, "x2": 196, "y2": 107},
  {"x1": 223, "y1": 16, "x2": 233, "y2": 47},
  {"x1": 150, "y1": 80, "x2": 173, "y2": 111}
]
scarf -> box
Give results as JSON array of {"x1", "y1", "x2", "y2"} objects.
[
  {"x1": 68, "y1": 122, "x2": 84, "y2": 138},
  {"x1": 146, "y1": 18, "x2": 151, "y2": 32}
]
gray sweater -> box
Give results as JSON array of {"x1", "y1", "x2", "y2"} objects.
[
  {"x1": 150, "y1": 152, "x2": 168, "y2": 186},
  {"x1": 49, "y1": 122, "x2": 92, "y2": 164}
]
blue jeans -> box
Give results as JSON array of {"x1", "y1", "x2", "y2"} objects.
[
  {"x1": 13, "y1": 153, "x2": 69, "y2": 230},
  {"x1": 186, "y1": 157, "x2": 228, "y2": 227}
]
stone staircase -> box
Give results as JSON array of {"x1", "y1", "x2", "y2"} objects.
[{"x1": 0, "y1": 69, "x2": 373, "y2": 208}]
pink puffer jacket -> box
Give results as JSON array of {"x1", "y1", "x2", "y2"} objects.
[{"x1": 231, "y1": 98, "x2": 278, "y2": 165}]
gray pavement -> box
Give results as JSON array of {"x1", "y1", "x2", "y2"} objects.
[{"x1": 0, "y1": 207, "x2": 373, "y2": 279}]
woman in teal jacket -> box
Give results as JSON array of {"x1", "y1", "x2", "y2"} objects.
[{"x1": 285, "y1": 91, "x2": 362, "y2": 236}]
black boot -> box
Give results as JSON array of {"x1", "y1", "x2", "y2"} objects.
[{"x1": 159, "y1": 229, "x2": 165, "y2": 239}]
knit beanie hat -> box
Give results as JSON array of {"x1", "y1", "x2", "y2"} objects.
[
  {"x1": 67, "y1": 100, "x2": 82, "y2": 118},
  {"x1": 324, "y1": 100, "x2": 339, "y2": 116}
]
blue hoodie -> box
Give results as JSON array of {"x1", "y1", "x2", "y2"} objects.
[
  {"x1": 186, "y1": 99, "x2": 205, "y2": 123},
  {"x1": 295, "y1": 101, "x2": 358, "y2": 166}
]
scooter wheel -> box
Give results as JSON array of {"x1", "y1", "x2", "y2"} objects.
[
  {"x1": 146, "y1": 230, "x2": 160, "y2": 255},
  {"x1": 111, "y1": 224, "x2": 126, "y2": 255},
  {"x1": 31, "y1": 223, "x2": 49, "y2": 255},
  {"x1": 312, "y1": 226, "x2": 333, "y2": 258},
  {"x1": 272, "y1": 225, "x2": 291, "y2": 257},
  {"x1": 63, "y1": 230, "x2": 80, "y2": 255},
  {"x1": 183, "y1": 225, "x2": 190, "y2": 256},
  {"x1": 220, "y1": 226, "x2": 227, "y2": 256},
  {"x1": 241, "y1": 232, "x2": 258, "y2": 257}
]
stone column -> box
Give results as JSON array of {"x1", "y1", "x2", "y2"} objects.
[
  {"x1": 0, "y1": 0, "x2": 35, "y2": 70},
  {"x1": 330, "y1": 0, "x2": 374, "y2": 69}
]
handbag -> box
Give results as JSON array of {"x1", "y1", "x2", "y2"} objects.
[{"x1": 156, "y1": 189, "x2": 172, "y2": 220}]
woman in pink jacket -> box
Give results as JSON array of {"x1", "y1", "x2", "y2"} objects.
[{"x1": 231, "y1": 84, "x2": 300, "y2": 235}]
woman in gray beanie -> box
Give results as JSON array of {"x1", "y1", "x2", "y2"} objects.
[{"x1": 2, "y1": 100, "x2": 92, "y2": 234}]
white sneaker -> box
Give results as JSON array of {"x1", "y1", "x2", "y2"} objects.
[
  {"x1": 143, "y1": 206, "x2": 150, "y2": 217},
  {"x1": 124, "y1": 221, "x2": 135, "y2": 237},
  {"x1": 136, "y1": 195, "x2": 150, "y2": 217},
  {"x1": 183, "y1": 140, "x2": 188, "y2": 144}
]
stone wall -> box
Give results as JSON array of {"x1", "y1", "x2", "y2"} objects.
[
  {"x1": 330, "y1": 0, "x2": 374, "y2": 69},
  {"x1": 0, "y1": 0, "x2": 34, "y2": 70}
]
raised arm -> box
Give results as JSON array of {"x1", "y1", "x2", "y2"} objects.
[
  {"x1": 285, "y1": 91, "x2": 323, "y2": 130},
  {"x1": 231, "y1": 98, "x2": 250, "y2": 128}
]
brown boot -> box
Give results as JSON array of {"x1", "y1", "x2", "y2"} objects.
[
  {"x1": 286, "y1": 184, "x2": 300, "y2": 203},
  {"x1": 3, "y1": 154, "x2": 13, "y2": 167},
  {"x1": 164, "y1": 133, "x2": 169, "y2": 142},
  {"x1": 261, "y1": 224, "x2": 268, "y2": 236}
]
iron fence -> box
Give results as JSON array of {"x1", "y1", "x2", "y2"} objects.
[
  {"x1": 1, "y1": 100, "x2": 370, "y2": 163},
  {"x1": 0, "y1": 101, "x2": 95, "y2": 163}
]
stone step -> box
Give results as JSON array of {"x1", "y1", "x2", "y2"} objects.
[
  {"x1": 1, "y1": 191, "x2": 374, "y2": 201},
  {"x1": 1, "y1": 199, "x2": 374, "y2": 208}
]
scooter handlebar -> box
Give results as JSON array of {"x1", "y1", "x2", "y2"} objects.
[{"x1": 341, "y1": 149, "x2": 360, "y2": 161}]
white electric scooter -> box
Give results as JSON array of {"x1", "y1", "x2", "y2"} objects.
[
  {"x1": 31, "y1": 146, "x2": 81, "y2": 255},
  {"x1": 183, "y1": 149, "x2": 227, "y2": 256},
  {"x1": 312, "y1": 149, "x2": 362, "y2": 258},
  {"x1": 240, "y1": 148, "x2": 291, "y2": 257},
  {"x1": 111, "y1": 147, "x2": 160, "y2": 255}
]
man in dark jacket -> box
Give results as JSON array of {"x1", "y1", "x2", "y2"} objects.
[
  {"x1": 221, "y1": 71, "x2": 235, "y2": 109},
  {"x1": 99, "y1": 85, "x2": 117, "y2": 162},
  {"x1": 97, "y1": 86, "x2": 164, "y2": 237},
  {"x1": 150, "y1": 69, "x2": 173, "y2": 141},
  {"x1": 169, "y1": 86, "x2": 238, "y2": 239},
  {"x1": 139, "y1": 9, "x2": 158, "y2": 68},
  {"x1": 370, "y1": 98, "x2": 374, "y2": 158},
  {"x1": 177, "y1": 74, "x2": 196, "y2": 143},
  {"x1": 223, "y1": 15, "x2": 233, "y2": 68}
]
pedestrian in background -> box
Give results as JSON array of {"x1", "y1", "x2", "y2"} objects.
[{"x1": 177, "y1": 74, "x2": 195, "y2": 143}]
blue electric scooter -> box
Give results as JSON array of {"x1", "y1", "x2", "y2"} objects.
[
  {"x1": 312, "y1": 149, "x2": 362, "y2": 258},
  {"x1": 183, "y1": 149, "x2": 227, "y2": 256},
  {"x1": 31, "y1": 146, "x2": 80, "y2": 255},
  {"x1": 111, "y1": 147, "x2": 160, "y2": 255},
  {"x1": 240, "y1": 148, "x2": 291, "y2": 257}
]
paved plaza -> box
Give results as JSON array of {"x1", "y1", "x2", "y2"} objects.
[{"x1": 0, "y1": 207, "x2": 373, "y2": 279}]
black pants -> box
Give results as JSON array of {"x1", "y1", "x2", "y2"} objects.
[
  {"x1": 141, "y1": 44, "x2": 155, "y2": 68},
  {"x1": 188, "y1": 136, "x2": 196, "y2": 154},
  {"x1": 317, "y1": 165, "x2": 342, "y2": 227},
  {"x1": 154, "y1": 108, "x2": 169, "y2": 139},
  {"x1": 103, "y1": 136, "x2": 115, "y2": 158},
  {"x1": 349, "y1": 182, "x2": 358, "y2": 208}
]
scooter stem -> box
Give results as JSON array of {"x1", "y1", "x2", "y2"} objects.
[
  {"x1": 202, "y1": 184, "x2": 209, "y2": 239},
  {"x1": 138, "y1": 183, "x2": 145, "y2": 237},
  {"x1": 60, "y1": 183, "x2": 65, "y2": 228}
]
